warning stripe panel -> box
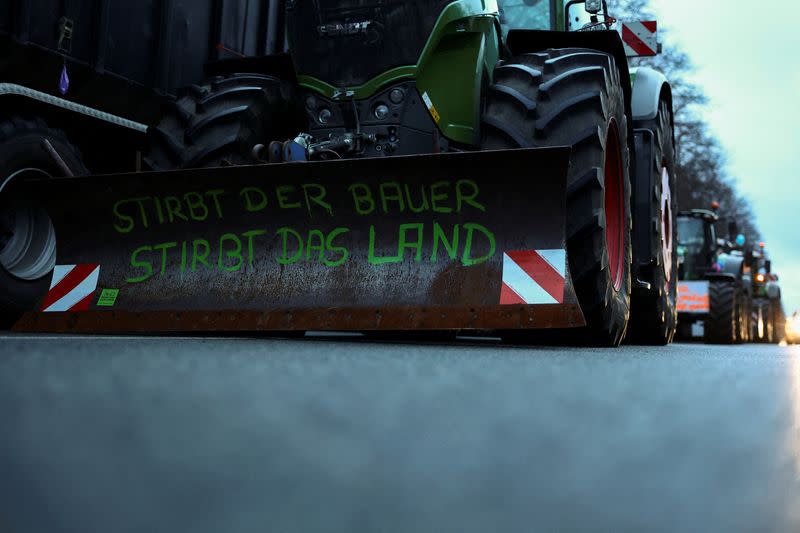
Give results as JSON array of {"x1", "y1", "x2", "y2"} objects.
[
  {"x1": 622, "y1": 25, "x2": 654, "y2": 56},
  {"x1": 41, "y1": 264, "x2": 100, "y2": 312},
  {"x1": 621, "y1": 21, "x2": 658, "y2": 57},
  {"x1": 502, "y1": 255, "x2": 557, "y2": 305},
  {"x1": 506, "y1": 251, "x2": 565, "y2": 304},
  {"x1": 500, "y1": 250, "x2": 566, "y2": 306}
]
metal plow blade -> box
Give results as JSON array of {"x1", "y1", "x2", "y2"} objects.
[{"x1": 11, "y1": 148, "x2": 584, "y2": 334}]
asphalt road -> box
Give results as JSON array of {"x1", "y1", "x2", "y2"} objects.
[{"x1": 2, "y1": 334, "x2": 800, "y2": 532}]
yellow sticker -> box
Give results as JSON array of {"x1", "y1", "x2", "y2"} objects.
[
  {"x1": 421, "y1": 92, "x2": 441, "y2": 124},
  {"x1": 429, "y1": 104, "x2": 441, "y2": 124}
]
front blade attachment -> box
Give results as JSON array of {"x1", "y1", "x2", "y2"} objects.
[{"x1": 13, "y1": 148, "x2": 584, "y2": 333}]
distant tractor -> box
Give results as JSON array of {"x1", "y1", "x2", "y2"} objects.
[
  {"x1": 676, "y1": 207, "x2": 750, "y2": 344},
  {"x1": 748, "y1": 243, "x2": 784, "y2": 344}
]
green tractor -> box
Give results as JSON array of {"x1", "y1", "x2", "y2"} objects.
[
  {"x1": 0, "y1": 0, "x2": 678, "y2": 346},
  {"x1": 675, "y1": 207, "x2": 783, "y2": 344},
  {"x1": 748, "y1": 243, "x2": 784, "y2": 344}
]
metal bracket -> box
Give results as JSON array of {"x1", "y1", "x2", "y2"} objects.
[
  {"x1": 41, "y1": 139, "x2": 75, "y2": 177},
  {"x1": 57, "y1": 17, "x2": 74, "y2": 54}
]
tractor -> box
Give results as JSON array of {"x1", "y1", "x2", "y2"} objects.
[
  {"x1": 0, "y1": 0, "x2": 678, "y2": 346},
  {"x1": 676, "y1": 206, "x2": 777, "y2": 344},
  {"x1": 747, "y1": 243, "x2": 784, "y2": 344}
]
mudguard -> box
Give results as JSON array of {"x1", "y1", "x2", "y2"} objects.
[
  {"x1": 767, "y1": 282, "x2": 781, "y2": 301},
  {"x1": 8, "y1": 148, "x2": 585, "y2": 334},
  {"x1": 631, "y1": 128, "x2": 654, "y2": 273},
  {"x1": 714, "y1": 252, "x2": 745, "y2": 280},
  {"x1": 630, "y1": 66, "x2": 672, "y2": 123}
]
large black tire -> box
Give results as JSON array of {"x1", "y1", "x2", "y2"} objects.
[
  {"x1": 627, "y1": 100, "x2": 678, "y2": 345},
  {"x1": 753, "y1": 299, "x2": 771, "y2": 343},
  {"x1": 735, "y1": 296, "x2": 750, "y2": 344},
  {"x1": 482, "y1": 48, "x2": 632, "y2": 346},
  {"x1": 704, "y1": 281, "x2": 738, "y2": 344},
  {"x1": 145, "y1": 73, "x2": 300, "y2": 170},
  {"x1": 764, "y1": 301, "x2": 774, "y2": 343},
  {"x1": 763, "y1": 299, "x2": 777, "y2": 344},
  {"x1": 0, "y1": 117, "x2": 88, "y2": 327}
]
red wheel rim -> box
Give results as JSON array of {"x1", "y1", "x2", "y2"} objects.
[{"x1": 604, "y1": 119, "x2": 625, "y2": 292}]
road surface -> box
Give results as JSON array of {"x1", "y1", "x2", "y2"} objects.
[{"x1": 2, "y1": 334, "x2": 800, "y2": 532}]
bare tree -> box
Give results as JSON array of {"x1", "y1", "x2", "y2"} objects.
[{"x1": 612, "y1": 0, "x2": 761, "y2": 240}]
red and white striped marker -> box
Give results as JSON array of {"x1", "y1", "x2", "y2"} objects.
[
  {"x1": 41, "y1": 264, "x2": 100, "y2": 312},
  {"x1": 500, "y1": 250, "x2": 566, "y2": 305},
  {"x1": 621, "y1": 21, "x2": 658, "y2": 57}
]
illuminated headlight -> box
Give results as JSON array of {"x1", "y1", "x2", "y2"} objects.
[{"x1": 756, "y1": 273, "x2": 766, "y2": 283}]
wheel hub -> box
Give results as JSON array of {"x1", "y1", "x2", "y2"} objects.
[{"x1": 0, "y1": 168, "x2": 57, "y2": 281}]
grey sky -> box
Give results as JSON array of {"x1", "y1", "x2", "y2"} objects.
[{"x1": 645, "y1": 0, "x2": 800, "y2": 313}]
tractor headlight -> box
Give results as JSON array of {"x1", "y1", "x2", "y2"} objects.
[{"x1": 585, "y1": 0, "x2": 602, "y2": 13}]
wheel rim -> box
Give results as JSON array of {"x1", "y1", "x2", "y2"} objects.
[
  {"x1": 660, "y1": 164, "x2": 673, "y2": 283},
  {"x1": 0, "y1": 168, "x2": 57, "y2": 281},
  {"x1": 604, "y1": 119, "x2": 625, "y2": 292}
]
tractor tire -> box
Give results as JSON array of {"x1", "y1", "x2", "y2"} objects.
[
  {"x1": 704, "y1": 281, "x2": 738, "y2": 344},
  {"x1": 767, "y1": 303, "x2": 776, "y2": 343},
  {"x1": 773, "y1": 302, "x2": 785, "y2": 344},
  {"x1": 627, "y1": 99, "x2": 678, "y2": 345},
  {"x1": 145, "y1": 73, "x2": 300, "y2": 170},
  {"x1": 482, "y1": 48, "x2": 632, "y2": 346},
  {"x1": 753, "y1": 300, "x2": 771, "y2": 343},
  {"x1": 736, "y1": 297, "x2": 750, "y2": 344},
  {"x1": 0, "y1": 117, "x2": 88, "y2": 327},
  {"x1": 765, "y1": 300, "x2": 776, "y2": 344}
]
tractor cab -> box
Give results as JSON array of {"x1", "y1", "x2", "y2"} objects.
[
  {"x1": 748, "y1": 242, "x2": 773, "y2": 297},
  {"x1": 500, "y1": 0, "x2": 617, "y2": 32},
  {"x1": 499, "y1": 0, "x2": 554, "y2": 31},
  {"x1": 677, "y1": 209, "x2": 718, "y2": 281}
]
